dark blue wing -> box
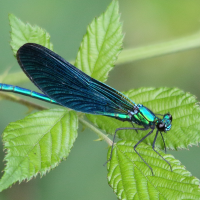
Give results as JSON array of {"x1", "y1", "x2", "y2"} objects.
[{"x1": 17, "y1": 43, "x2": 135, "y2": 115}]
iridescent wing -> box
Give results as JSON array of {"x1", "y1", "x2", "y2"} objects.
[{"x1": 17, "y1": 43, "x2": 135, "y2": 115}]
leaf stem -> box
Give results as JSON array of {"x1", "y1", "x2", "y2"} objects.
[
  {"x1": 117, "y1": 31, "x2": 200, "y2": 64},
  {"x1": 79, "y1": 117, "x2": 113, "y2": 146},
  {"x1": 3, "y1": 31, "x2": 200, "y2": 85},
  {"x1": 0, "y1": 92, "x2": 113, "y2": 146},
  {"x1": 0, "y1": 92, "x2": 47, "y2": 110}
]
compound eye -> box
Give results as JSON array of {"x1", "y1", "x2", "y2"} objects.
[
  {"x1": 168, "y1": 114, "x2": 172, "y2": 121},
  {"x1": 164, "y1": 113, "x2": 172, "y2": 122},
  {"x1": 157, "y1": 122, "x2": 165, "y2": 131}
]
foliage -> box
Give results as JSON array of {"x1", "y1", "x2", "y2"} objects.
[
  {"x1": 9, "y1": 14, "x2": 53, "y2": 56},
  {"x1": 108, "y1": 141, "x2": 200, "y2": 200},
  {"x1": 0, "y1": 109, "x2": 78, "y2": 192},
  {"x1": 74, "y1": 0, "x2": 123, "y2": 82},
  {"x1": 0, "y1": 0, "x2": 200, "y2": 199}
]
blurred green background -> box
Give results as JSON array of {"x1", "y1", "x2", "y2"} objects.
[{"x1": 1, "y1": 0, "x2": 200, "y2": 199}]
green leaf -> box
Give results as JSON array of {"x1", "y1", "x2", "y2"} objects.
[
  {"x1": 0, "y1": 108, "x2": 78, "y2": 192},
  {"x1": 87, "y1": 87, "x2": 200, "y2": 150},
  {"x1": 108, "y1": 141, "x2": 200, "y2": 200},
  {"x1": 9, "y1": 14, "x2": 53, "y2": 56},
  {"x1": 0, "y1": 71, "x2": 28, "y2": 85},
  {"x1": 74, "y1": 0, "x2": 123, "y2": 82}
]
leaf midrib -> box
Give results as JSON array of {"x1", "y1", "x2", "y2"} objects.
[
  {"x1": 2, "y1": 111, "x2": 68, "y2": 186},
  {"x1": 90, "y1": 2, "x2": 116, "y2": 76}
]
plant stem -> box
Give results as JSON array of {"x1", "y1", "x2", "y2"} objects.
[
  {"x1": 0, "y1": 92, "x2": 47, "y2": 110},
  {"x1": 79, "y1": 117, "x2": 113, "y2": 146},
  {"x1": 117, "y1": 31, "x2": 200, "y2": 64},
  {"x1": 3, "y1": 31, "x2": 200, "y2": 85},
  {"x1": 0, "y1": 92, "x2": 113, "y2": 146}
]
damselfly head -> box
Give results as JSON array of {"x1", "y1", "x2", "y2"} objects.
[
  {"x1": 164, "y1": 113, "x2": 172, "y2": 122},
  {"x1": 156, "y1": 113, "x2": 172, "y2": 132}
]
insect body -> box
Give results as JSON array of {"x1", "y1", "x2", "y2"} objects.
[{"x1": 0, "y1": 43, "x2": 172, "y2": 175}]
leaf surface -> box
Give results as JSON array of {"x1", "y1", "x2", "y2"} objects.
[
  {"x1": 0, "y1": 109, "x2": 78, "y2": 192},
  {"x1": 9, "y1": 14, "x2": 53, "y2": 56},
  {"x1": 74, "y1": 0, "x2": 123, "y2": 82},
  {"x1": 108, "y1": 141, "x2": 200, "y2": 200}
]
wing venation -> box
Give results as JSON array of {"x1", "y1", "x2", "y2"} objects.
[{"x1": 17, "y1": 43, "x2": 135, "y2": 115}]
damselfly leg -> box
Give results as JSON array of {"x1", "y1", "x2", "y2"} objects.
[
  {"x1": 104, "y1": 126, "x2": 149, "y2": 166},
  {"x1": 152, "y1": 130, "x2": 172, "y2": 171}
]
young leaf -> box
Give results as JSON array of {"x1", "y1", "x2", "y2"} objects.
[
  {"x1": 9, "y1": 14, "x2": 53, "y2": 56},
  {"x1": 87, "y1": 87, "x2": 200, "y2": 150},
  {"x1": 74, "y1": 0, "x2": 123, "y2": 82},
  {"x1": 0, "y1": 108, "x2": 78, "y2": 192},
  {"x1": 107, "y1": 140, "x2": 200, "y2": 200}
]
